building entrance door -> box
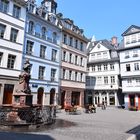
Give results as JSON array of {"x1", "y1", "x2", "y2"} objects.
[
  {"x1": 109, "y1": 96, "x2": 115, "y2": 105},
  {"x1": 61, "y1": 91, "x2": 65, "y2": 108},
  {"x1": 37, "y1": 87, "x2": 44, "y2": 105},
  {"x1": 71, "y1": 92, "x2": 80, "y2": 105},
  {"x1": 3, "y1": 84, "x2": 14, "y2": 104}
]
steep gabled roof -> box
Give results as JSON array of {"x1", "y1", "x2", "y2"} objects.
[
  {"x1": 94, "y1": 39, "x2": 115, "y2": 50},
  {"x1": 122, "y1": 25, "x2": 140, "y2": 36}
]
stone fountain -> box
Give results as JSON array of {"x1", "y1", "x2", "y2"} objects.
[{"x1": 0, "y1": 59, "x2": 56, "y2": 128}]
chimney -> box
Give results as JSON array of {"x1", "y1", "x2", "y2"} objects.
[{"x1": 111, "y1": 36, "x2": 118, "y2": 47}]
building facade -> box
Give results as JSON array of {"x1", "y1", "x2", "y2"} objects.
[
  {"x1": 59, "y1": 17, "x2": 88, "y2": 108},
  {"x1": 0, "y1": 0, "x2": 26, "y2": 105},
  {"x1": 86, "y1": 38, "x2": 123, "y2": 106},
  {"x1": 24, "y1": 0, "x2": 61, "y2": 105},
  {"x1": 119, "y1": 25, "x2": 140, "y2": 110}
]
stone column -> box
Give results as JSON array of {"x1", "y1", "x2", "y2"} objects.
[
  {"x1": 80, "y1": 91, "x2": 84, "y2": 107},
  {"x1": 99, "y1": 92, "x2": 102, "y2": 104},
  {"x1": 107, "y1": 92, "x2": 110, "y2": 106},
  {"x1": 124, "y1": 94, "x2": 129, "y2": 109},
  {"x1": 115, "y1": 91, "x2": 118, "y2": 106},
  {"x1": 135, "y1": 95, "x2": 138, "y2": 107},
  {"x1": 65, "y1": 90, "x2": 71, "y2": 106}
]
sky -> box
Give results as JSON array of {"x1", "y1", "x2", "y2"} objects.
[{"x1": 37, "y1": 0, "x2": 140, "y2": 42}]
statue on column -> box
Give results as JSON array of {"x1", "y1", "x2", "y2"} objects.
[{"x1": 18, "y1": 59, "x2": 31, "y2": 94}]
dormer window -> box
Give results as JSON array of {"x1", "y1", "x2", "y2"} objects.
[
  {"x1": 126, "y1": 36, "x2": 130, "y2": 44},
  {"x1": 133, "y1": 50, "x2": 138, "y2": 57},
  {"x1": 42, "y1": 11, "x2": 46, "y2": 18},
  {"x1": 131, "y1": 34, "x2": 136, "y2": 43},
  {"x1": 28, "y1": 3, "x2": 34, "y2": 13},
  {"x1": 125, "y1": 51, "x2": 130, "y2": 59}
]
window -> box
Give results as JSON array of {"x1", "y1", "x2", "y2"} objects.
[
  {"x1": 97, "y1": 52, "x2": 101, "y2": 59},
  {"x1": 98, "y1": 65, "x2": 101, "y2": 71},
  {"x1": 126, "y1": 64, "x2": 131, "y2": 71},
  {"x1": 10, "y1": 28, "x2": 18, "y2": 42},
  {"x1": 28, "y1": 21, "x2": 34, "y2": 34},
  {"x1": 126, "y1": 36, "x2": 130, "y2": 44},
  {"x1": 104, "y1": 64, "x2": 108, "y2": 71},
  {"x1": 0, "y1": 23, "x2": 6, "y2": 38},
  {"x1": 69, "y1": 70, "x2": 72, "y2": 80},
  {"x1": 80, "y1": 42, "x2": 83, "y2": 51},
  {"x1": 103, "y1": 52, "x2": 107, "y2": 58},
  {"x1": 26, "y1": 40, "x2": 33, "y2": 55},
  {"x1": 63, "y1": 51, "x2": 66, "y2": 61},
  {"x1": 111, "y1": 76, "x2": 115, "y2": 84},
  {"x1": 91, "y1": 53, "x2": 95, "y2": 60},
  {"x1": 40, "y1": 45, "x2": 46, "y2": 59},
  {"x1": 7, "y1": 54, "x2": 16, "y2": 69},
  {"x1": 80, "y1": 57, "x2": 83, "y2": 66},
  {"x1": 69, "y1": 37, "x2": 73, "y2": 46},
  {"x1": 63, "y1": 69, "x2": 66, "y2": 79},
  {"x1": 136, "y1": 78, "x2": 140, "y2": 85},
  {"x1": 13, "y1": 5, "x2": 21, "y2": 18},
  {"x1": 75, "y1": 72, "x2": 77, "y2": 81},
  {"x1": 133, "y1": 50, "x2": 138, "y2": 57},
  {"x1": 86, "y1": 76, "x2": 90, "y2": 86},
  {"x1": 110, "y1": 64, "x2": 114, "y2": 70},
  {"x1": 0, "y1": 0, "x2": 9, "y2": 13},
  {"x1": 51, "y1": 68, "x2": 56, "y2": 81},
  {"x1": 53, "y1": 32, "x2": 57, "y2": 43},
  {"x1": 38, "y1": 66, "x2": 45, "y2": 80},
  {"x1": 125, "y1": 51, "x2": 129, "y2": 59},
  {"x1": 92, "y1": 65, "x2": 95, "y2": 71},
  {"x1": 127, "y1": 79, "x2": 132, "y2": 86},
  {"x1": 134, "y1": 63, "x2": 139, "y2": 71},
  {"x1": 87, "y1": 66, "x2": 89, "y2": 71},
  {"x1": 42, "y1": 27, "x2": 46, "y2": 39},
  {"x1": 63, "y1": 34, "x2": 67, "y2": 44},
  {"x1": 97, "y1": 76, "x2": 102, "y2": 84},
  {"x1": 35, "y1": 24, "x2": 41, "y2": 37},
  {"x1": 51, "y1": 49, "x2": 57, "y2": 61},
  {"x1": 131, "y1": 34, "x2": 136, "y2": 43},
  {"x1": 69, "y1": 53, "x2": 72, "y2": 63},
  {"x1": 0, "y1": 52, "x2": 3, "y2": 65},
  {"x1": 75, "y1": 55, "x2": 77, "y2": 65},
  {"x1": 47, "y1": 30, "x2": 52, "y2": 41},
  {"x1": 81, "y1": 73, "x2": 83, "y2": 82},
  {"x1": 104, "y1": 76, "x2": 108, "y2": 84},
  {"x1": 75, "y1": 39, "x2": 78, "y2": 48}
]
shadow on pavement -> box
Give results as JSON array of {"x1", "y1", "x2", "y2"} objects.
[
  {"x1": 0, "y1": 119, "x2": 77, "y2": 133},
  {"x1": 0, "y1": 131, "x2": 55, "y2": 140},
  {"x1": 126, "y1": 125, "x2": 140, "y2": 140}
]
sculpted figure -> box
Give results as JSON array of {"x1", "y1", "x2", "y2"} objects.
[{"x1": 18, "y1": 59, "x2": 31, "y2": 94}]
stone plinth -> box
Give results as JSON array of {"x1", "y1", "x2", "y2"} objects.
[{"x1": 13, "y1": 93, "x2": 33, "y2": 106}]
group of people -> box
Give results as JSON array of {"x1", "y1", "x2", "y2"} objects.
[{"x1": 85, "y1": 104, "x2": 96, "y2": 113}]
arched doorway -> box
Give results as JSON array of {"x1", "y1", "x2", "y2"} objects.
[
  {"x1": 37, "y1": 87, "x2": 44, "y2": 105},
  {"x1": 50, "y1": 88, "x2": 55, "y2": 105}
]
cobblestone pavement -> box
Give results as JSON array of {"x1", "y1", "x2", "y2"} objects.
[{"x1": 1, "y1": 107, "x2": 140, "y2": 140}]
